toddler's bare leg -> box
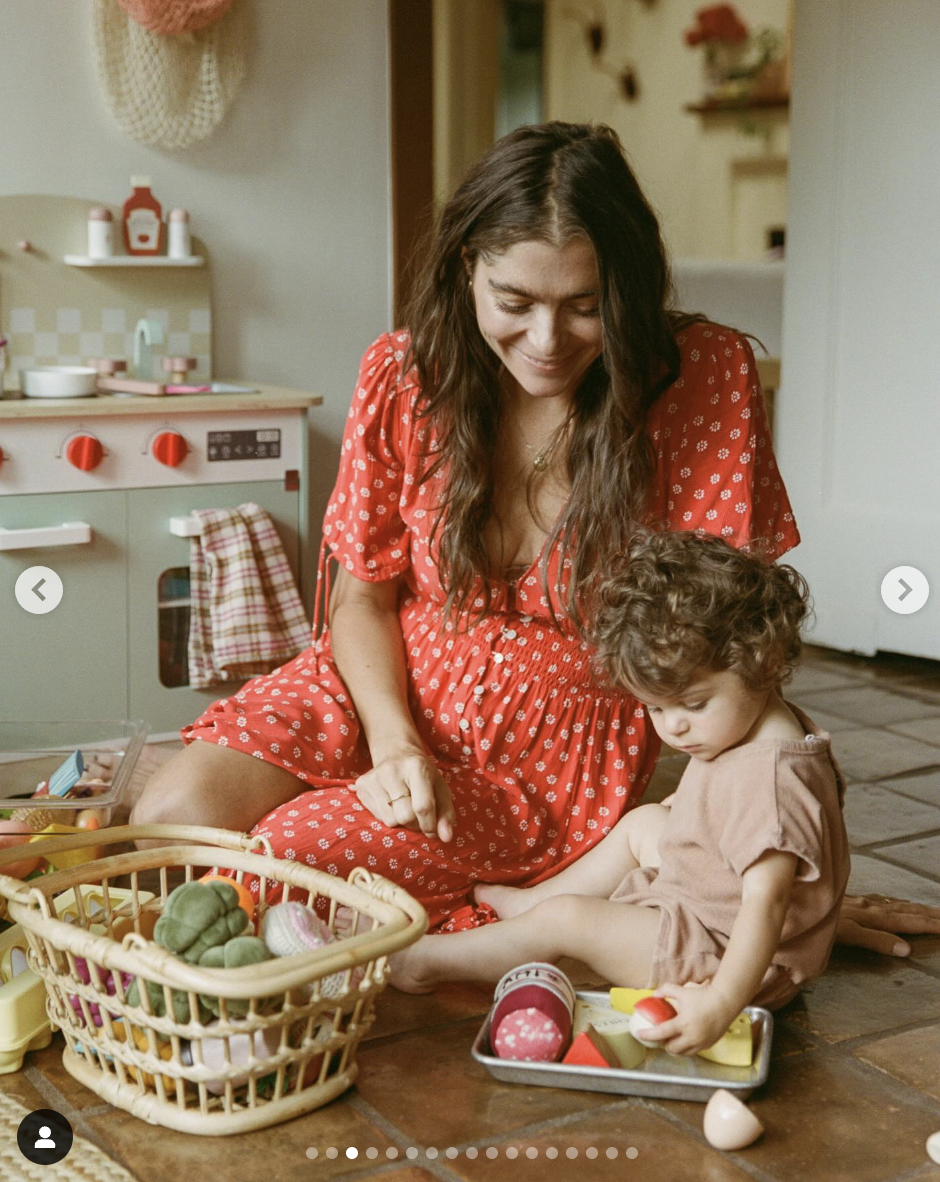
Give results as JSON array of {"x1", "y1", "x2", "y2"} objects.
[
  {"x1": 390, "y1": 894, "x2": 661, "y2": 993},
  {"x1": 475, "y1": 803, "x2": 669, "y2": 920}
]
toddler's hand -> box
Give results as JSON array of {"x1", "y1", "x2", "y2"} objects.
[{"x1": 638, "y1": 981, "x2": 738, "y2": 1057}]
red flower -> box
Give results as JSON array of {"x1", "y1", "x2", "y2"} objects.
[{"x1": 684, "y1": 4, "x2": 750, "y2": 47}]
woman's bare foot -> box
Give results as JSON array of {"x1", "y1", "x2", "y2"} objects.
[
  {"x1": 473, "y1": 882, "x2": 536, "y2": 921},
  {"x1": 387, "y1": 939, "x2": 437, "y2": 994}
]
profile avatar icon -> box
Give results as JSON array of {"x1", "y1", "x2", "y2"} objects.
[
  {"x1": 16, "y1": 1108, "x2": 73, "y2": 1165},
  {"x1": 35, "y1": 1126, "x2": 56, "y2": 1149}
]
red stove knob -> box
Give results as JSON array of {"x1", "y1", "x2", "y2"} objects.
[
  {"x1": 152, "y1": 431, "x2": 188, "y2": 467},
  {"x1": 66, "y1": 434, "x2": 104, "y2": 471}
]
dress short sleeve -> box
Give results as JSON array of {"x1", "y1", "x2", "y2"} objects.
[
  {"x1": 321, "y1": 333, "x2": 412, "y2": 582},
  {"x1": 647, "y1": 322, "x2": 800, "y2": 560},
  {"x1": 718, "y1": 747, "x2": 829, "y2": 883}
]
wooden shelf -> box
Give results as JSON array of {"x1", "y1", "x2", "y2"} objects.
[
  {"x1": 685, "y1": 96, "x2": 789, "y2": 115},
  {"x1": 63, "y1": 255, "x2": 205, "y2": 267}
]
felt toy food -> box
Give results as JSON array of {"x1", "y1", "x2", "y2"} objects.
[
  {"x1": 703, "y1": 1088, "x2": 764, "y2": 1150},
  {"x1": 0, "y1": 822, "x2": 42, "y2": 879},
  {"x1": 109, "y1": 1022, "x2": 175, "y2": 1091},
  {"x1": 68, "y1": 958, "x2": 134, "y2": 1027},
  {"x1": 185, "y1": 1023, "x2": 282, "y2": 1095},
  {"x1": 199, "y1": 873, "x2": 255, "y2": 926},
  {"x1": 260, "y1": 902, "x2": 362, "y2": 998},
  {"x1": 629, "y1": 995, "x2": 678, "y2": 1047},
  {"x1": 154, "y1": 880, "x2": 251, "y2": 963},
  {"x1": 126, "y1": 880, "x2": 272, "y2": 1020}
]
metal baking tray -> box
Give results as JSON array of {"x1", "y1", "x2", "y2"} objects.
[{"x1": 471, "y1": 989, "x2": 773, "y2": 1103}]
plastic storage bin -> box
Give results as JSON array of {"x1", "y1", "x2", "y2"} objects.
[{"x1": 0, "y1": 719, "x2": 148, "y2": 824}]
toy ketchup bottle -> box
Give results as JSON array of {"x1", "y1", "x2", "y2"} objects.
[{"x1": 123, "y1": 176, "x2": 163, "y2": 256}]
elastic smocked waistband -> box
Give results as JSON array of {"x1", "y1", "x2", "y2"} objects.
[{"x1": 399, "y1": 601, "x2": 637, "y2": 702}]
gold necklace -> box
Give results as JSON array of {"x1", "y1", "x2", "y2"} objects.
[{"x1": 515, "y1": 418, "x2": 561, "y2": 472}]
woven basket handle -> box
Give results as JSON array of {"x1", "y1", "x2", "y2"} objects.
[{"x1": 0, "y1": 870, "x2": 44, "y2": 908}]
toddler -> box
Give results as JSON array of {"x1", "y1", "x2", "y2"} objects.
[{"x1": 389, "y1": 529, "x2": 850, "y2": 1057}]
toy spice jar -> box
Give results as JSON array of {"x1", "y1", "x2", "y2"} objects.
[{"x1": 123, "y1": 176, "x2": 163, "y2": 255}]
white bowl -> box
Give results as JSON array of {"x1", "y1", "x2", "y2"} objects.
[{"x1": 21, "y1": 366, "x2": 99, "y2": 398}]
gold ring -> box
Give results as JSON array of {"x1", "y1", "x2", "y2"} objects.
[{"x1": 388, "y1": 793, "x2": 411, "y2": 803}]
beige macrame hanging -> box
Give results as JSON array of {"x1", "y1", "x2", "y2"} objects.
[{"x1": 92, "y1": 0, "x2": 249, "y2": 151}]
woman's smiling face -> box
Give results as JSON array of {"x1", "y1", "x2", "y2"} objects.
[{"x1": 468, "y1": 238, "x2": 604, "y2": 403}]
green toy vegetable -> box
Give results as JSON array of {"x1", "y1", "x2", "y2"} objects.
[{"x1": 126, "y1": 881, "x2": 274, "y2": 1021}]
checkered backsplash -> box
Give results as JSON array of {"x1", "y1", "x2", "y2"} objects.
[{"x1": 4, "y1": 305, "x2": 212, "y2": 388}]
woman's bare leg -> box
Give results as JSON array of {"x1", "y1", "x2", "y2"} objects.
[
  {"x1": 390, "y1": 894, "x2": 661, "y2": 993},
  {"x1": 128, "y1": 740, "x2": 304, "y2": 846},
  {"x1": 475, "y1": 803, "x2": 669, "y2": 920}
]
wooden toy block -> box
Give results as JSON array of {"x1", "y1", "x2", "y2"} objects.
[
  {"x1": 574, "y1": 1004, "x2": 645, "y2": 1068},
  {"x1": 609, "y1": 986, "x2": 656, "y2": 1014},
  {"x1": 611, "y1": 987, "x2": 753, "y2": 1065},
  {"x1": 698, "y1": 1012, "x2": 754, "y2": 1067},
  {"x1": 48, "y1": 749, "x2": 84, "y2": 797},
  {"x1": 562, "y1": 1028, "x2": 617, "y2": 1068}
]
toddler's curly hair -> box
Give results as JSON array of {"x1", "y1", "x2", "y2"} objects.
[{"x1": 590, "y1": 529, "x2": 812, "y2": 698}]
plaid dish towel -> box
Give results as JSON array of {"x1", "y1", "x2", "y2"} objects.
[{"x1": 188, "y1": 503, "x2": 311, "y2": 689}]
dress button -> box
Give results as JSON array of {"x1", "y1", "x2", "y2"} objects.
[
  {"x1": 502, "y1": 628, "x2": 517, "y2": 639},
  {"x1": 462, "y1": 745, "x2": 472, "y2": 755},
  {"x1": 493, "y1": 653, "x2": 505, "y2": 664},
  {"x1": 459, "y1": 718, "x2": 470, "y2": 731},
  {"x1": 473, "y1": 685, "x2": 485, "y2": 696}
]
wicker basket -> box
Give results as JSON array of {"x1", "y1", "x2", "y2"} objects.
[{"x1": 0, "y1": 824, "x2": 427, "y2": 1135}]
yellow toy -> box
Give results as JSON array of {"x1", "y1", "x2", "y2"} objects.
[
  {"x1": 609, "y1": 987, "x2": 754, "y2": 1067},
  {"x1": 0, "y1": 927, "x2": 53, "y2": 1073},
  {"x1": 27, "y1": 823, "x2": 103, "y2": 870}
]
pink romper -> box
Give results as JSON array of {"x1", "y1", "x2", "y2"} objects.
[{"x1": 183, "y1": 323, "x2": 800, "y2": 930}]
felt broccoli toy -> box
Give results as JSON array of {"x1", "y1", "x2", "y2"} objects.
[{"x1": 126, "y1": 880, "x2": 272, "y2": 1021}]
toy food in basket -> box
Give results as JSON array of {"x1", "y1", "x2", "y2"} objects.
[{"x1": 0, "y1": 823, "x2": 427, "y2": 1135}]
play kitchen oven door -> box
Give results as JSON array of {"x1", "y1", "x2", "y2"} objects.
[{"x1": 0, "y1": 410, "x2": 307, "y2": 733}]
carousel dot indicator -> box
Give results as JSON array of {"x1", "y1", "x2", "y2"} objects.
[
  {"x1": 345, "y1": 1147, "x2": 357, "y2": 1159},
  {"x1": 627, "y1": 1146, "x2": 639, "y2": 1159}
]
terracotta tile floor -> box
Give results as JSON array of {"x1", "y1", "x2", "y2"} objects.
[{"x1": 4, "y1": 645, "x2": 940, "y2": 1181}]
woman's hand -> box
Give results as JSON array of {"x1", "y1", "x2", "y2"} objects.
[
  {"x1": 639, "y1": 981, "x2": 738, "y2": 1058},
  {"x1": 836, "y1": 894, "x2": 940, "y2": 956},
  {"x1": 353, "y1": 746, "x2": 456, "y2": 843}
]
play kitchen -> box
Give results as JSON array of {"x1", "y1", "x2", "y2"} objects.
[{"x1": 0, "y1": 191, "x2": 322, "y2": 732}]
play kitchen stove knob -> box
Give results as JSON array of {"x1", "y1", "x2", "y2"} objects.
[
  {"x1": 152, "y1": 430, "x2": 188, "y2": 467},
  {"x1": 65, "y1": 433, "x2": 104, "y2": 471}
]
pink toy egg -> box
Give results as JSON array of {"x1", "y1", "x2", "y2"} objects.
[
  {"x1": 493, "y1": 1006, "x2": 566, "y2": 1062},
  {"x1": 261, "y1": 902, "x2": 362, "y2": 998},
  {"x1": 703, "y1": 1088, "x2": 764, "y2": 1150}
]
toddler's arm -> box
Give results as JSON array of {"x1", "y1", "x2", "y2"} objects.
[{"x1": 643, "y1": 849, "x2": 798, "y2": 1056}]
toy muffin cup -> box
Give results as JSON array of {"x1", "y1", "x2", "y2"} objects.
[{"x1": 0, "y1": 823, "x2": 427, "y2": 1135}]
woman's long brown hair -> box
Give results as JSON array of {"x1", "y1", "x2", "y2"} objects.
[{"x1": 403, "y1": 121, "x2": 698, "y2": 631}]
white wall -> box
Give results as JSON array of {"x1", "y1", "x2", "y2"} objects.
[
  {"x1": 544, "y1": 0, "x2": 790, "y2": 260},
  {"x1": 0, "y1": 0, "x2": 393, "y2": 566},
  {"x1": 777, "y1": 0, "x2": 940, "y2": 659}
]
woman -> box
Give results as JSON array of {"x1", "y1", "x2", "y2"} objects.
[{"x1": 132, "y1": 122, "x2": 939, "y2": 952}]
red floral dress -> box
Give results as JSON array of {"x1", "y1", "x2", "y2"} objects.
[{"x1": 183, "y1": 322, "x2": 800, "y2": 929}]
